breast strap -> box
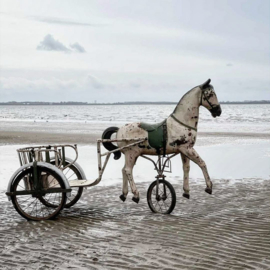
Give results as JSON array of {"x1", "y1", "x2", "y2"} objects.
[{"x1": 170, "y1": 114, "x2": 197, "y2": 132}]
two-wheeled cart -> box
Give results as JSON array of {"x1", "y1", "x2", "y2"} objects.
[{"x1": 6, "y1": 138, "x2": 176, "y2": 221}]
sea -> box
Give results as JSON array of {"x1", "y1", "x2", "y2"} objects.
[{"x1": 0, "y1": 104, "x2": 269, "y2": 134}]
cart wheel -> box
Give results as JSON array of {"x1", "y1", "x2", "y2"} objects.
[
  {"x1": 42, "y1": 162, "x2": 84, "y2": 208},
  {"x1": 147, "y1": 179, "x2": 176, "y2": 214},
  {"x1": 11, "y1": 167, "x2": 67, "y2": 221},
  {"x1": 61, "y1": 163, "x2": 84, "y2": 208}
]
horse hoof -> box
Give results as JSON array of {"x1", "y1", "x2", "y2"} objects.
[
  {"x1": 183, "y1": 193, "x2": 190, "y2": 199},
  {"x1": 132, "y1": 197, "x2": 140, "y2": 204},
  {"x1": 119, "y1": 194, "x2": 126, "y2": 202},
  {"x1": 205, "y1": 187, "x2": 212, "y2": 195}
]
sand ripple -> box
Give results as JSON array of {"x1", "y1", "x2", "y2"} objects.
[{"x1": 0, "y1": 179, "x2": 270, "y2": 270}]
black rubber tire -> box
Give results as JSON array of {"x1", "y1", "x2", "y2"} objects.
[
  {"x1": 101, "y1": 126, "x2": 121, "y2": 160},
  {"x1": 11, "y1": 167, "x2": 67, "y2": 221},
  {"x1": 41, "y1": 162, "x2": 84, "y2": 208},
  {"x1": 147, "y1": 179, "x2": 176, "y2": 214}
]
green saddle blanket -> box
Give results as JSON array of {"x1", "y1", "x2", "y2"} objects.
[{"x1": 140, "y1": 119, "x2": 167, "y2": 154}]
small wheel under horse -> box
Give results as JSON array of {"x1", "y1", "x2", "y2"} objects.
[{"x1": 147, "y1": 179, "x2": 176, "y2": 214}]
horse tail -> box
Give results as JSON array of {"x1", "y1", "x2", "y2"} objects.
[{"x1": 101, "y1": 126, "x2": 121, "y2": 160}]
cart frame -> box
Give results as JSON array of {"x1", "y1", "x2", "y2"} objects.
[{"x1": 6, "y1": 137, "x2": 178, "y2": 220}]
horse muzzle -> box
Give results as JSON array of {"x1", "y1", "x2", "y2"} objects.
[{"x1": 210, "y1": 105, "x2": 222, "y2": 118}]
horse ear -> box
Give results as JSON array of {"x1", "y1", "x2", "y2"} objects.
[{"x1": 202, "y1": 79, "x2": 211, "y2": 89}]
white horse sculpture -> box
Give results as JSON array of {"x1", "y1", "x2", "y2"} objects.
[{"x1": 102, "y1": 79, "x2": 222, "y2": 203}]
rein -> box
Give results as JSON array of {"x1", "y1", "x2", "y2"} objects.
[{"x1": 170, "y1": 114, "x2": 197, "y2": 132}]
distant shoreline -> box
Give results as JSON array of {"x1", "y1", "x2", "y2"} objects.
[{"x1": 0, "y1": 101, "x2": 270, "y2": 105}]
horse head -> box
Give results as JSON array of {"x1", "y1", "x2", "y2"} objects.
[{"x1": 200, "y1": 79, "x2": 222, "y2": 118}]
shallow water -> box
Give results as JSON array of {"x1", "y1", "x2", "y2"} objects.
[{"x1": 1, "y1": 138, "x2": 269, "y2": 191}]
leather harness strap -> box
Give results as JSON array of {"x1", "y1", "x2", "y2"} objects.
[
  {"x1": 200, "y1": 87, "x2": 215, "y2": 109},
  {"x1": 170, "y1": 113, "x2": 197, "y2": 132}
]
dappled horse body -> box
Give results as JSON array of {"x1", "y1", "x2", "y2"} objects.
[{"x1": 102, "y1": 79, "x2": 222, "y2": 203}]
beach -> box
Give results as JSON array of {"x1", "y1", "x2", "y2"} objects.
[
  {"x1": 1, "y1": 178, "x2": 270, "y2": 270},
  {"x1": 0, "y1": 104, "x2": 270, "y2": 270},
  {"x1": 1, "y1": 0, "x2": 269, "y2": 268}
]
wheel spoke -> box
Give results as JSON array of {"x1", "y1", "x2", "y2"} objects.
[
  {"x1": 64, "y1": 168, "x2": 71, "y2": 177},
  {"x1": 48, "y1": 176, "x2": 56, "y2": 186},
  {"x1": 17, "y1": 195, "x2": 32, "y2": 204},
  {"x1": 29, "y1": 199, "x2": 38, "y2": 216},
  {"x1": 18, "y1": 184, "x2": 25, "y2": 189},
  {"x1": 67, "y1": 172, "x2": 75, "y2": 179}
]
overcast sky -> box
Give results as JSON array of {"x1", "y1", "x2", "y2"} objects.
[{"x1": 0, "y1": 0, "x2": 269, "y2": 102}]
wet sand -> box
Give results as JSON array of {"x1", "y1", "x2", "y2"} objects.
[
  {"x1": 0, "y1": 126, "x2": 270, "y2": 269},
  {"x1": 1, "y1": 129, "x2": 269, "y2": 146},
  {"x1": 1, "y1": 179, "x2": 270, "y2": 270},
  {"x1": 0, "y1": 130, "x2": 99, "y2": 145}
]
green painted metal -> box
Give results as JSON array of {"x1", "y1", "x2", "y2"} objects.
[
  {"x1": 33, "y1": 161, "x2": 39, "y2": 190},
  {"x1": 46, "y1": 146, "x2": 51, "y2": 163},
  {"x1": 140, "y1": 119, "x2": 166, "y2": 153},
  {"x1": 28, "y1": 153, "x2": 33, "y2": 162},
  {"x1": 62, "y1": 147, "x2": 66, "y2": 167}
]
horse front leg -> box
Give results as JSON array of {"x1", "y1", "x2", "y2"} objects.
[
  {"x1": 119, "y1": 162, "x2": 129, "y2": 202},
  {"x1": 124, "y1": 152, "x2": 140, "y2": 203},
  {"x1": 181, "y1": 153, "x2": 190, "y2": 199},
  {"x1": 180, "y1": 147, "x2": 213, "y2": 195}
]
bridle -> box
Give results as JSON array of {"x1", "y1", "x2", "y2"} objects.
[{"x1": 200, "y1": 87, "x2": 215, "y2": 109}]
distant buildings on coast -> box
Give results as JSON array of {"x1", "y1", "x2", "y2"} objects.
[{"x1": 0, "y1": 101, "x2": 269, "y2": 105}]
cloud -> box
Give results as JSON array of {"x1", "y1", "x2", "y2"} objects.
[
  {"x1": 37, "y1": 34, "x2": 70, "y2": 52},
  {"x1": 0, "y1": 76, "x2": 78, "y2": 92},
  {"x1": 37, "y1": 35, "x2": 86, "y2": 53},
  {"x1": 0, "y1": 73, "x2": 269, "y2": 103},
  {"x1": 130, "y1": 82, "x2": 141, "y2": 88},
  {"x1": 30, "y1": 16, "x2": 106, "y2": 27},
  {"x1": 87, "y1": 75, "x2": 104, "y2": 89},
  {"x1": 70, "y1": 42, "x2": 86, "y2": 53},
  {"x1": 226, "y1": 63, "x2": 233, "y2": 67}
]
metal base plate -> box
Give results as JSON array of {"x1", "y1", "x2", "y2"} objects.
[{"x1": 69, "y1": 179, "x2": 96, "y2": 187}]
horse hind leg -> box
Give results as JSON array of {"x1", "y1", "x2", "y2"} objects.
[
  {"x1": 120, "y1": 163, "x2": 129, "y2": 202},
  {"x1": 181, "y1": 153, "x2": 190, "y2": 199},
  {"x1": 124, "y1": 152, "x2": 140, "y2": 203}
]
